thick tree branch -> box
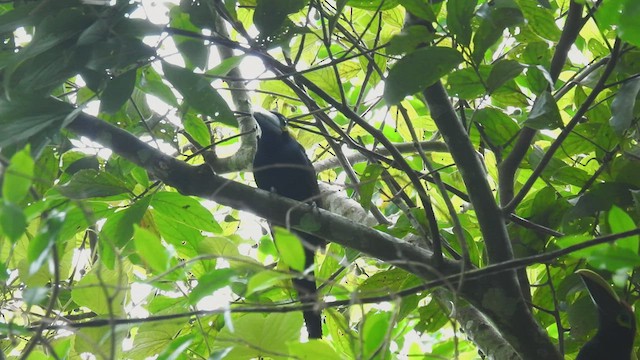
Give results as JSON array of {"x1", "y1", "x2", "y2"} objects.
[
  {"x1": 498, "y1": 1, "x2": 586, "y2": 207},
  {"x1": 66, "y1": 112, "x2": 462, "y2": 279},
  {"x1": 421, "y1": 82, "x2": 561, "y2": 359}
]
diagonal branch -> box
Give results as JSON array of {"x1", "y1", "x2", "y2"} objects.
[{"x1": 498, "y1": 1, "x2": 586, "y2": 207}]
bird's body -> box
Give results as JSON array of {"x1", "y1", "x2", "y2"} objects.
[
  {"x1": 577, "y1": 270, "x2": 636, "y2": 360},
  {"x1": 252, "y1": 111, "x2": 324, "y2": 339}
]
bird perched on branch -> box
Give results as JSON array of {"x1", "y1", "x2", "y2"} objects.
[
  {"x1": 576, "y1": 269, "x2": 636, "y2": 360},
  {"x1": 252, "y1": 110, "x2": 324, "y2": 339}
]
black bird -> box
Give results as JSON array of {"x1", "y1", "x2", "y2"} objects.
[
  {"x1": 252, "y1": 110, "x2": 324, "y2": 339},
  {"x1": 576, "y1": 269, "x2": 636, "y2": 360}
]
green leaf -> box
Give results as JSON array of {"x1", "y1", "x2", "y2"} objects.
[
  {"x1": 7, "y1": 8, "x2": 91, "y2": 65},
  {"x1": 524, "y1": 90, "x2": 562, "y2": 130},
  {"x1": 51, "y1": 338, "x2": 72, "y2": 359},
  {"x1": 595, "y1": 0, "x2": 640, "y2": 47},
  {"x1": 472, "y1": 0, "x2": 524, "y2": 62},
  {"x1": 206, "y1": 55, "x2": 244, "y2": 77},
  {"x1": 161, "y1": 61, "x2": 236, "y2": 126},
  {"x1": 254, "y1": 0, "x2": 305, "y2": 36},
  {"x1": 27, "y1": 212, "x2": 65, "y2": 275},
  {"x1": 399, "y1": 0, "x2": 436, "y2": 21},
  {"x1": 0, "y1": 202, "x2": 27, "y2": 243},
  {"x1": 358, "y1": 268, "x2": 419, "y2": 296},
  {"x1": 416, "y1": 298, "x2": 450, "y2": 333},
  {"x1": 386, "y1": 25, "x2": 435, "y2": 55},
  {"x1": 447, "y1": 0, "x2": 477, "y2": 46},
  {"x1": 100, "y1": 69, "x2": 137, "y2": 114},
  {"x1": 0, "y1": 263, "x2": 8, "y2": 282},
  {"x1": 0, "y1": 323, "x2": 29, "y2": 337},
  {"x1": 113, "y1": 18, "x2": 164, "y2": 38},
  {"x1": 288, "y1": 340, "x2": 342, "y2": 359},
  {"x1": 487, "y1": 60, "x2": 525, "y2": 93},
  {"x1": 157, "y1": 335, "x2": 195, "y2": 360},
  {"x1": 57, "y1": 169, "x2": 131, "y2": 199},
  {"x1": 446, "y1": 66, "x2": 491, "y2": 99},
  {"x1": 329, "y1": 0, "x2": 349, "y2": 34},
  {"x1": 384, "y1": 47, "x2": 464, "y2": 104},
  {"x1": 151, "y1": 192, "x2": 222, "y2": 233},
  {"x1": 3, "y1": 146, "x2": 34, "y2": 203},
  {"x1": 182, "y1": 113, "x2": 212, "y2": 147},
  {"x1": 71, "y1": 264, "x2": 128, "y2": 315},
  {"x1": 305, "y1": 66, "x2": 342, "y2": 100},
  {"x1": 214, "y1": 312, "x2": 303, "y2": 358},
  {"x1": 0, "y1": 97, "x2": 75, "y2": 148},
  {"x1": 608, "y1": 206, "x2": 639, "y2": 253},
  {"x1": 0, "y1": 4, "x2": 37, "y2": 34},
  {"x1": 474, "y1": 107, "x2": 519, "y2": 147},
  {"x1": 153, "y1": 211, "x2": 203, "y2": 249},
  {"x1": 362, "y1": 311, "x2": 392, "y2": 359},
  {"x1": 609, "y1": 77, "x2": 640, "y2": 136},
  {"x1": 568, "y1": 294, "x2": 598, "y2": 340},
  {"x1": 77, "y1": 18, "x2": 109, "y2": 46},
  {"x1": 168, "y1": 9, "x2": 209, "y2": 69},
  {"x1": 514, "y1": 0, "x2": 561, "y2": 41},
  {"x1": 139, "y1": 66, "x2": 179, "y2": 107},
  {"x1": 617, "y1": 0, "x2": 640, "y2": 47},
  {"x1": 555, "y1": 234, "x2": 596, "y2": 259},
  {"x1": 565, "y1": 183, "x2": 633, "y2": 222},
  {"x1": 588, "y1": 246, "x2": 640, "y2": 271},
  {"x1": 100, "y1": 195, "x2": 151, "y2": 256},
  {"x1": 133, "y1": 225, "x2": 171, "y2": 273},
  {"x1": 348, "y1": 0, "x2": 400, "y2": 11},
  {"x1": 246, "y1": 269, "x2": 292, "y2": 296},
  {"x1": 178, "y1": 39, "x2": 209, "y2": 71},
  {"x1": 273, "y1": 227, "x2": 306, "y2": 272},
  {"x1": 189, "y1": 268, "x2": 235, "y2": 304},
  {"x1": 85, "y1": 38, "x2": 155, "y2": 71},
  {"x1": 359, "y1": 163, "x2": 384, "y2": 210},
  {"x1": 23, "y1": 286, "x2": 48, "y2": 306}
]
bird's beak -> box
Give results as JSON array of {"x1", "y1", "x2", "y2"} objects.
[{"x1": 577, "y1": 269, "x2": 624, "y2": 317}]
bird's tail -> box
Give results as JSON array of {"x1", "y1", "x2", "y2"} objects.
[{"x1": 293, "y1": 246, "x2": 323, "y2": 339}]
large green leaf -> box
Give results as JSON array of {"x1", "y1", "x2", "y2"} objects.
[
  {"x1": 524, "y1": 90, "x2": 562, "y2": 130},
  {"x1": 384, "y1": 46, "x2": 463, "y2": 104},
  {"x1": 487, "y1": 60, "x2": 525, "y2": 93},
  {"x1": 607, "y1": 206, "x2": 639, "y2": 253},
  {"x1": 133, "y1": 225, "x2": 172, "y2": 273},
  {"x1": 169, "y1": 8, "x2": 209, "y2": 70},
  {"x1": 474, "y1": 107, "x2": 519, "y2": 147},
  {"x1": 609, "y1": 77, "x2": 640, "y2": 136},
  {"x1": 162, "y1": 61, "x2": 236, "y2": 126},
  {"x1": 348, "y1": 0, "x2": 399, "y2": 10},
  {"x1": 213, "y1": 312, "x2": 303, "y2": 358},
  {"x1": 514, "y1": 0, "x2": 561, "y2": 41},
  {"x1": 447, "y1": 0, "x2": 477, "y2": 46},
  {"x1": 188, "y1": 268, "x2": 235, "y2": 304},
  {"x1": 273, "y1": 226, "x2": 306, "y2": 272},
  {"x1": 472, "y1": 0, "x2": 523, "y2": 62},
  {"x1": 3, "y1": 146, "x2": 34, "y2": 204},
  {"x1": 57, "y1": 169, "x2": 132, "y2": 199},
  {"x1": 100, "y1": 196, "x2": 151, "y2": 266},
  {"x1": 151, "y1": 191, "x2": 222, "y2": 233},
  {"x1": 100, "y1": 69, "x2": 137, "y2": 114},
  {"x1": 0, "y1": 98, "x2": 75, "y2": 148},
  {"x1": 254, "y1": 0, "x2": 305, "y2": 36}
]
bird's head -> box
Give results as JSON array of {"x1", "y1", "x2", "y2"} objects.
[
  {"x1": 254, "y1": 110, "x2": 288, "y2": 141},
  {"x1": 577, "y1": 269, "x2": 636, "y2": 349}
]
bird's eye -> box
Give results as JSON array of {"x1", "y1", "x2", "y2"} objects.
[{"x1": 616, "y1": 312, "x2": 633, "y2": 329}]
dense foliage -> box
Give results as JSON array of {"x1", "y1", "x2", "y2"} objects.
[{"x1": 1, "y1": 0, "x2": 640, "y2": 359}]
